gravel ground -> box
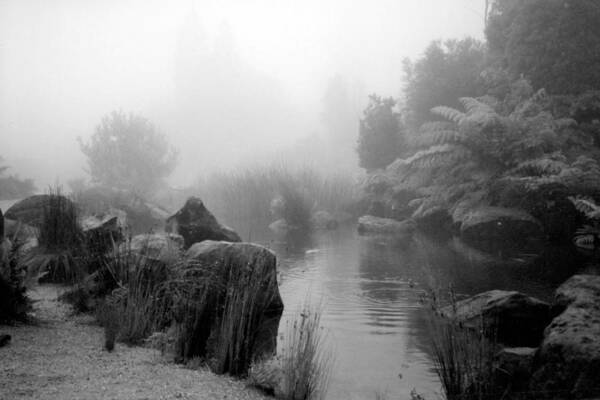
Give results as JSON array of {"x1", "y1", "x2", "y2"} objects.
[{"x1": 0, "y1": 285, "x2": 269, "y2": 400}]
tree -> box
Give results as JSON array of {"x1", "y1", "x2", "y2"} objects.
[
  {"x1": 78, "y1": 111, "x2": 178, "y2": 195},
  {"x1": 403, "y1": 38, "x2": 487, "y2": 129},
  {"x1": 357, "y1": 95, "x2": 402, "y2": 171},
  {"x1": 486, "y1": 0, "x2": 600, "y2": 95}
]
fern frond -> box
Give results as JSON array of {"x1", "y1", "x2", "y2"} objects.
[
  {"x1": 459, "y1": 97, "x2": 495, "y2": 115},
  {"x1": 404, "y1": 144, "x2": 470, "y2": 169},
  {"x1": 569, "y1": 196, "x2": 600, "y2": 219},
  {"x1": 431, "y1": 106, "x2": 465, "y2": 124}
]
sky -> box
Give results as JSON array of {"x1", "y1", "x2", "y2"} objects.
[{"x1": 0, "y1": 0, "x2": 485, "y2": 188}]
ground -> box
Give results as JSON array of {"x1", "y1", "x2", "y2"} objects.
[{"x1": 0, "y1": 285, "x2": 269, "y2": 400}]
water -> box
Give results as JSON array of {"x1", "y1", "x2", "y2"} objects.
[{"x1": 255, "y1": 225, "x2": 596, "y2": 400}]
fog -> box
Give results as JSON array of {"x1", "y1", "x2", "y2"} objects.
[{"x1": 0, "y1": 0, "x2": 484, "y2": 188}]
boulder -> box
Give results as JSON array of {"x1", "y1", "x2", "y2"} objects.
[
  {"x1": 494, "y1": 347, "x2": 537, "y2": 392},
  {"x1": 268, "y1": 219, "x2": 289, "y2": 236},
  {"x1": 182, "y1": 240, "x2": 283, "y2": 375},
  {"x1": 459, "y1": 206, "x2": 543, "y2": 245},
  {"x1": 166, "y1": 197, "x2": 241, "y2": 248},
  {"x1": 81, "y1": 214, "x2": 123, "y2": 253},
  {"x1": 530, "y1": 275, "x2": 600, "y2": 398},
  {"x1": 311, "y1": 210, "x2": 338, "y2": 230},
  {"x1": 5, "y1": 194, "x2": 74, "y2": 228},
  {"x1": 128, "y1": 233, "x2": 184, "y2": 264},
  {"x1": 357, "y1": 215, "x2": 416, "y2": 237},
  {"x1": 441, "y1": 290, "x2": 552, "y2": 347}
]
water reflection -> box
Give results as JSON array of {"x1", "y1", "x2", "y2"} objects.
[{"x1": 269, "y1": 226, "x2": 598, "y2": 399}]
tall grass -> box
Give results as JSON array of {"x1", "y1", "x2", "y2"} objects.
[
  {"x1": 248, "y1": 301, "x2": 333, "y2": 400},
  {"x1": 425, "y1": 290, "x2": 500, "y2": 400},
  {"x1": 277, "y1": 302, "x2": 333, "y2": 400},
  {"x1": 193, "y1": 164, "x2": 356, "y2": 239},
  {"x1": 24, "y1": 186, "x2": 86, "y2": 283}
]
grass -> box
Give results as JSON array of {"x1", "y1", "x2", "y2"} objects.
[
  {"x1": 24, "y1": 186, "x2": 86, "y2": 283},
  {"x1": 248, "y1": 300, "x2": 333, "y2": 400},
  {"x1": 425, "y1": 289, "x2": 500, "y2": 400},
  {"x1": 193, "y1": 164, "x2": 357, "y2": 239}
]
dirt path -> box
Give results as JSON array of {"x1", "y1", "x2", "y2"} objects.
[{"x1": 0, "y1": 285, "x2": 269, "y2": 400}]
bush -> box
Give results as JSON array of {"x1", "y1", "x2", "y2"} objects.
[
  {"x1": 24, "y1": 186, "x2": 86, "y2": 283},
  {"x1": 0, "y1": 237, "x2": 31, "y2": 323}
]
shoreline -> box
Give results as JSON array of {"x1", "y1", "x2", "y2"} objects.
[{"x1": 0, "y1": 285, "x2": 269, "y2": 400}]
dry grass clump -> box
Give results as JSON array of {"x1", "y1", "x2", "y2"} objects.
[
  {"x1": 248, "y1": 301, "x2": 333, "y2": 400},
  {"x1": 24, "y1": 186, "x2": 86, "y2": 283},
  {"x1": 425, "y1": 289, "x2": 499, "y2": 400}
]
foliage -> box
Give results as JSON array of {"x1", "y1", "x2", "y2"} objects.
[
  {"x1": 397, "y1": 81, "x2": 600, "y2": 220},
  {"x1": 248, "y1": 301, "x2": 333, "y2": 400},
  {"x1": 425, "y1": 290, "x2": 499, "y2": 400},
  {"x1": 568, "y1": 196, "x2": 600, "y2": 248},
  {"x1": 78, "y1": 111, "x2": 178, "y2": 196},
  {"x1": 486, "y1": 0, "x2": 600, "y2": 95},
  {"x1": 0, "y1": 236, "x2": 31, "y2": 323},
  {"x1": 194, "y1": 165, "x2": 356, "y2": 239},
  {"x1": 357, "y1": 95, "x2": 403, "y2": 171},
  {"x1": 403, "y1": 38, "x2": 487, "y2": 129},
  {"x1": 24, "y1": 186, "x2": 86, "y2": 283},
  {"x1": 0, "y1": 157, "x2": 36, "y2": 200},
  {"x1": 277, "y1": 302, "x2": 333, "y2": 400}
]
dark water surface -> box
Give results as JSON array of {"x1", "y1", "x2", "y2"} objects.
[{"x1": 255, "y1": 226, "x2": 594, "y2": 400}]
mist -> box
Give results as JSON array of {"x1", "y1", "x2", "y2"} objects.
[{"x1": 0, "y1": 0, "x2": 483, "y2": 188}]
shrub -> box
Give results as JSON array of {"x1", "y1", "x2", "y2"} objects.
[
  {"x1": 24, "y1": 186, "x2": 86, "y2": 283},
  {"x1": 0, "y1": 236, "x2": 31, "y2": 323}
]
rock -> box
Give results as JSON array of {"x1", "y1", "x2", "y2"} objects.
[
  {"x1": 530, "y1": 275, "x2": 600, "y2": 398},
  {"x1": 269, "y1": 219, "x2": 289, "y2": 236},
  {"x1": 411, "y1": 204, "x2": 452, "y2": 233},
  {"x1": 75, "y1": 186, "x2": 168, "y2": 234},
  {"x1": 0, "y1": 334, "x2": 11, "y2": 347},
  {"x1": 494, "y1": 347, "x2": 537, "y2": 392},
  {"x1": 128, "y1": 233, "x2": 184, "y2": 264},
  {"x1": 5, "y1": 194, "x2": 74, "y2": 228},
  {"x1": 441, "y1": 290, "x2": 552, "y2": 347},
  {"x1": 366, "y1": 200, "x2": 386, "y2": 218},
  {"x1": 460, "y1": 206, "x2": 543, "y2": 246},
  {"x1": 166, "y1": 197, "x2": 241, "y2": 248},
  {"x1": 357, "y1": 215, "x2": 416, "y2": 237},
  {"x1": 81, "y1": 214, "x2": 123, "y2": 253},
  {"x1": 311, "y1": 210, "x2": 338, "y2": 230},
  {"x1": 182, "y1": 240, "x2": 283, "y2": 375}
]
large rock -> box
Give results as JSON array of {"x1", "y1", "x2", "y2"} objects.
[
  {"x1": 357, "y1": 215, "x2": 416, "y2": 237},
  {"x1": 311, "y1": 210, "x2": 338, "y2": 230},
  {"x1": 81, "y1": 213, "x2": 124, "y2": 253},
  {"x1": 128, "y1": 233, "x2": 184, "y2": 264},
  {"x1": 459, "y1": 206, "x2": 543, "y2": 245},
  {"x1": 494, "y1": 347, "x2": 537, "y2": 392},
  {"x1": 530, "y1": 275, "x2": 600, "y2": 398},
  {"x1": 5, "y1": 194, "x2": 74, "y2": 228},
  {"x1": 166, "y1": 197, "x2": 241, "y2": 248},
  {"x1": 181, "y1": 240, "x2": 283, "y2": 375},
  {"x1": 441, "y1": 290, "x2": 552, "y2": 347}
]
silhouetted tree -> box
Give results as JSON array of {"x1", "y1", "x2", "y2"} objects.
[
  {"x1": 403, "y1": 38, "x2": 487, "y2": 129},
  {"x1": 78, "y1": 111, "x2": 178, "y2": 196},
  {"x1": 486, "y1": 0, "x2": 600, "y2": 94},
  {"x1": 357, "y1": 95, "x2": 402, "y2": 171}
]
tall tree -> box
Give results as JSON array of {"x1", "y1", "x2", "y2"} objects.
[
  {"x1": 486, "y1": 0, "x2": 600, "y2": 94},
  {"x1": 403, "y1": 38, "x2": 487, "y2": 130},
  {"x1": 357, "y1": 95, "x2": 402, "y2": 171},
  {"x1": 78, "y1": 111, "x2": 178, "y2": 196}
]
